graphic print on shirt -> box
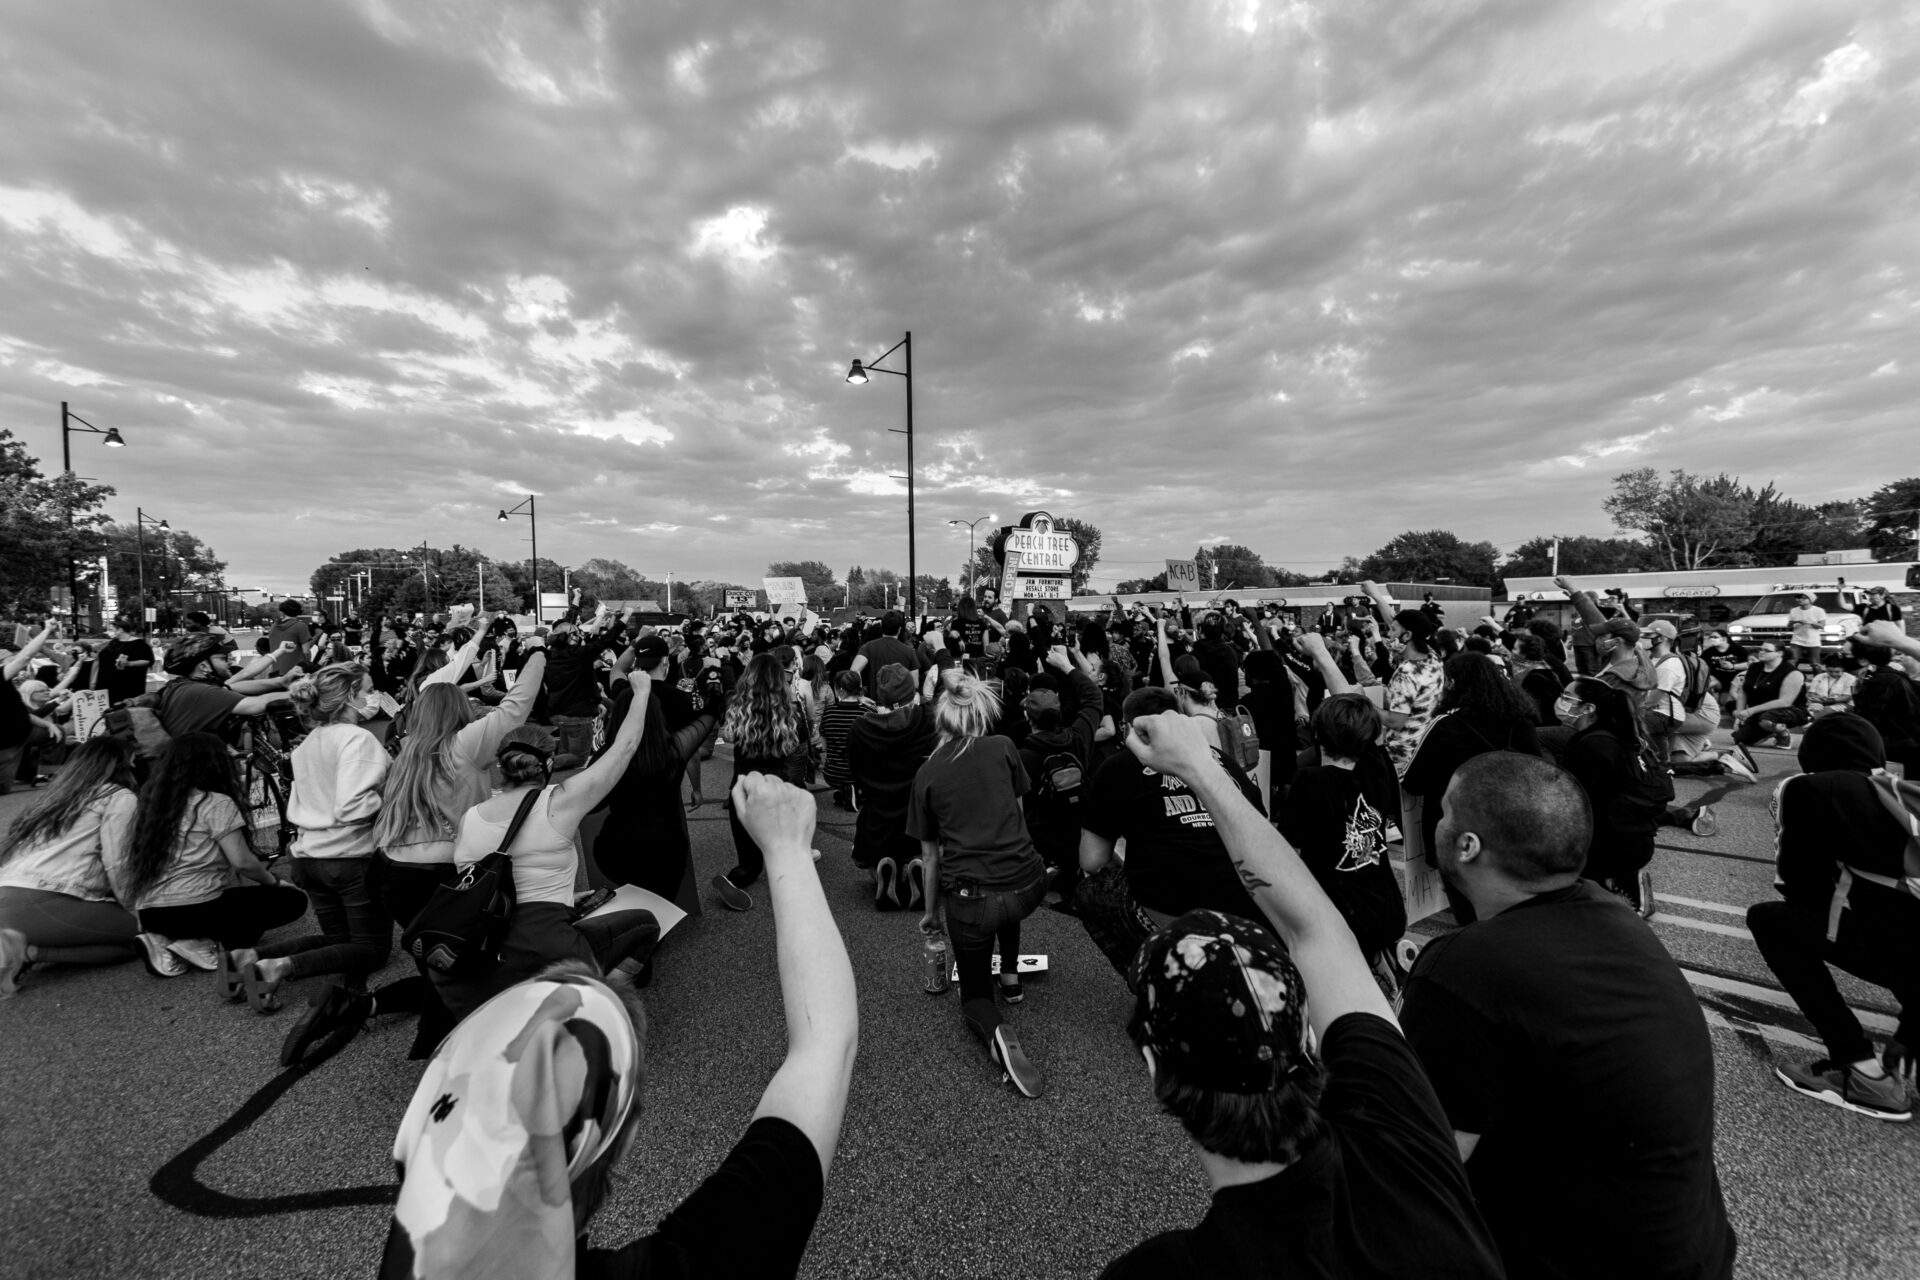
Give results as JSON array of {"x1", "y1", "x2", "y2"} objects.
[
  {"x1": 1336, "y1": 791, "x2": 1388, "y2": 873},
  {"x1": 1155, "y1": 763, "x2": 1220, "y2": 829}
]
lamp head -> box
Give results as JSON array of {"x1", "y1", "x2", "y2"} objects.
[
  {"x1": 497, "y1": 510, "x2": 510, "y2": 522},
  {"x1": 104, "y1": 428, "x2": 126, "y2": 447},
  {"x1": 157, "y1": 520, "x2": 170, "y2": 533},
  {"x1": 845, "y1": 360, "x2": 868, "y2": 385}
]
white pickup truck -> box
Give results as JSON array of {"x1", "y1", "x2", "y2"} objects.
[{"x1": 1726, "y1": 585, "x2": 1861, "y2": 653}]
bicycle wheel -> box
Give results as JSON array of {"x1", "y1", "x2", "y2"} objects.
[{"x1": 242, "y1": 758, "x2": 292, "y2": 858}]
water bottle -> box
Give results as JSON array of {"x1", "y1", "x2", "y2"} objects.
[{"x1": 922, "y1": 926, "x2": 950, "y2": 995}]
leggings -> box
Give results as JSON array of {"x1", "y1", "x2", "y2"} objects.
[
  {"x1": 725, "y1": 760, "x2": 787, "y2": 888},
  {"x1": 254, "y1": 857, "x2": 392, "y2": 990},
  {"x1": 1749, "y1": 886, "x2": 1920, "y2": 1064},
  {"x1": 138, "y1": 883, "x2": 311, "y2": 949},
  {"x1": 374, "y1": 857, "x2": 460, "y2": 1052},
  {"x1": 0, "y1": 886, "x2": 139, "y2": 965}
]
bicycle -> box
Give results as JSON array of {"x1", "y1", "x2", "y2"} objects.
[{"x1": 229, "y1": 711, "x2": 300, "y2": 860}]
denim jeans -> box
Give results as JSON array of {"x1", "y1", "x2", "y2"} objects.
[
  {"x1": 256, "y1": 857, "x2": 392, "y2": 989},
  {"x1": 138, "y1": 883, "x2": 311, "y2": 950},
  {"x1": 943, "y1": 869, "x2": 1046, "y2": 1038},
  {"x1": 549, "y1": 714, "x2": 596, "y2": 764}
]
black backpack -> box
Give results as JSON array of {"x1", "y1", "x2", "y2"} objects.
[
  {"x1": 401, "y1": 788, "x2": 542, "y2": 977},
  {"x1": 1613, "y1": 738, "x2": 1676, "y2": 828},
  {"x1": 1035, "y1": 750, "x2": 1085, "y2": 812}
]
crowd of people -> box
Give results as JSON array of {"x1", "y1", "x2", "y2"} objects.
[{"x1": 1, "y1": 572, "x2": 1918, "y2": 1277}]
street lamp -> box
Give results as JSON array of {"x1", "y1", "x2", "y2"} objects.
[
  {"x1": 134, "y1": 508, "x2": 170, "y2": 622},
  {"x1": 497, "y1": 496, "x2": 540, "y2": 624},
  {"x1": 59, "y1": 401, "x2": 128, "y2": 629},
  {"x1": 948, "y1": 514, "x2": 997, "y2": 593},
  {"x1": 847, "y1": 331, "x2": 916, "y2": 615}
]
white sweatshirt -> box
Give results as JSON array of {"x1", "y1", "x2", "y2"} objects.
[{"x1": 286, "y1": 722, "x2": 390, "y2": 859}]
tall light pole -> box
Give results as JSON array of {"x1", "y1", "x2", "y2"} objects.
[
  {"x1": 134, "y1": 508, "x2": 170, "y2": 622},
  {"x1": 59, "y1": 402, "x2": 127, "y2": 629},
  {"x1": 948, "y1": 514, "x2": 996, "y2": 593},
  {"x1": 847, "y1": 331, "x2": 916, "y2": 615},
  {"x1": 497, "y1": 496, "x2": 540, "y2": 624}
]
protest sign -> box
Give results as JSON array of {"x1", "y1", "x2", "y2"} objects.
[
  {"x1": 1166, "y1": 559, "x2": 1200, "y2": 591},
  {"x1": 724, "y1": 588, "x2": 755, "y2": 610},
  {"x1": 71, "y1": 689, "x2": 111, "y2": 742},
  {"x1": 763, "y1": 577, "x2": 807, "y2": 606}
]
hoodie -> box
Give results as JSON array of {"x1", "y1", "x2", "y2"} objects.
[
  {"x1": 1017, "y1": 669, "x2": 1102, "y2": 863},
  {"x1": 847, "y1": 701, "x2": 936, "y2": 865},
  {"x1": 1772, "y1": 713, "x2": 1910, "y2": 911}
]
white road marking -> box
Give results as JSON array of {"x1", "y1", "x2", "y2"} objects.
[
  {"x1": 1651, "y1": 913, "x2": 1753, "y2": 940},
  {"x1": 1701, "y1": 1007, "x2": 1823, "y2": 1054},
  {"x1": 1683, "y1": 967, "x2": 1899, "y2": 1036},
  {"x1": 1654, "y1": 893, "x2": 1749, "y2": 917}
]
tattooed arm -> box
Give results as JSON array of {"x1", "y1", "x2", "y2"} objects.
[{"x1": 1127, "y1": 710, "x2": 1397, "y2": 1037}]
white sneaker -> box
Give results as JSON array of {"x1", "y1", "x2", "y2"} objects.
[
  {"x1": 1720, "y1": 754, "x2": 1758, "y2": 784},
  {"x1": 137, "y1": 933, "x2": 189, "y2": 978},
  {"x1": 167, "y1": 938, "x2": 223, "y2": 972}
]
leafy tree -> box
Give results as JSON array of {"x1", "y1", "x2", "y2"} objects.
[
  {"x1": 1117, "y1": 573, "x2": 1169, "y2": 593},
  {"x1": 959, "y1": 546, "x2": 999, "y2": 593},
  {"x1": 1863, "y1": 478, "x2": 1920, "y2": 562},
  {"x1": 1358, "y1": 530, "x2": 1501, "y2": 586},
  {"x1": 1195, "y1": 543, "x2": 1277, "y2": 590},
  {"x1": 1604, "y1": 468, "x2": 1755, "y2": 569},
  {"x1": 0, "y1": 430, "x2": 116, "y2": 622},
  {"x1": 1740, "y1": 489, "x2": 1864, "y2": 566},
  {"x1": 1053, "y1": 516, "x2": 1103, "y2": 594},
  {"x1": 100, "y1": 521, "x2": 226, "y2": 614},
  {"x1": 1500, "y1": 535, "x2": 1660, "y2": 581},
  {"x1": 767, "y1": 560, "x2": 843, "y2": 610}
]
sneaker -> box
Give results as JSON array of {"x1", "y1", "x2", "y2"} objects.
[
  {"x1": 904, "y1": 859, "x2": 926, "y2": 911},
  {"x1": 137, "y1": 932, "x2": 189, "y2": 979},
  {"x1": 167, "y1": 938, "x2": 222, "y2": 972},
  {"x1": 991, "y1": 1023, "x2": 1046, "y2": 1098},
  {"x1": 1775, "y1": 1059, "x2": 1913, "y2": 1122},
  {"x1": 1732, "y1": 743, "x2": 1760, "y2": 775},
  {"x1": 1720, "y1": 754, "x2": 1758, "y2": 784},
  {"x1": 0, "y1": 927, "x2": 29, "y2": 998},
  {"x1": 712, "y1": 874, "x2": 754, "y2": 912},
  {"x1": 1690, "y1": 805, "x2": 1718, "y2": 838},
  {"x1": 997, "y1": 976, "x2": 1025, "y2": 1005},
  {"x1": 1773, "y1": 732, "x2": 1793, "y2": 750},
  {"x1": 874, "y1": 858, "x2": 899, "y2": 911}
]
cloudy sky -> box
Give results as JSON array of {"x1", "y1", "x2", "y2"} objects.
[{"x1": 2, "y1": 0, "x2": 1914, "y2": 595}]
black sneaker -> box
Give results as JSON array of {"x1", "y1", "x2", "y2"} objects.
[
  {"x1": 991, "y1": 1024, "x2": 1045, "y2": 1098},
  {"x1": 997, "y1": 977, "x2": 1024, "y2": 1005}
]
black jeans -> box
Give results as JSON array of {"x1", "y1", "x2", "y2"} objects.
[
  {"x1": 1748, "y1": 887, "x2": 1920, "y2": 1064},
  {"x1": 1733, "y1": 708, "x2": 1810, "y2": 746},
  {"x1": 375, "y1": 857, "x2": 460, "y2": 1049},
  {"x1": 725, "y1": 760, "x2": 787, "y2": 887},
  {"x1": 944, "y1": 869, "x2": 1046, "y2": 1039},
  {"x1": 139, "y1": 883, "x2": 311, "y2": 949},
  {"x1": 255, "y1": 857, "x2": 392, "y2": 990}
]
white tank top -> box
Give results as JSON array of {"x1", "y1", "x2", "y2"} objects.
[{"x1": 451, "y1": 786, "x2": 576, "y2": 907}]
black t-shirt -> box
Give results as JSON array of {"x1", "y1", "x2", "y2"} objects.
[
  {"x1": 1279, "y1": 765, "x2": 1407, "y2": 957},
  {"x1": 907, "y1": 736, "x2": 1044, "y2": 891},
  {"x1": 855, "y1": 636, "x2": 920, "y2": 696},
  {"x1": 579, "y1": 1116, "x2": 824, "y2": 1279},
  {"x1": 156, "y1": 678, "x2": 245, "y2": 739},
  {"x1": 1400, "y1": 712, "x2": 1540, "y2": 859},
  {"x1": 0, "y1": 677, "x2": 31, "y2": 750},
  {"x1": 95, "y1": 637, "x2": 155, "y2": 703},
  {"x1": 1238, "y1": 683, "x2": 1297, "y2": 788},
  {"x1": 1101, "y1": 1013, "x2": 1503, "y2": 1280},
  {"x1": 1083, "y1": 749, "x2": 1266, "y2": 920},
  {"x1": 1402, "y1": 881, "x2": 1736, "y2": 1280},
  {"x1": 1855, "y1": 666, "x2": 1920, "y2": 753},
  {"x1": 1192, "y1": 637, "x2": 1243, "y2": 703}
]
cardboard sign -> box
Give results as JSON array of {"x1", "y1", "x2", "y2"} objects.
[
  {"x1": 1166, "y1": 559, "x2": 1200, "y2": 591},
  {"x1": 584, "y1": 883, "x2": 689, "y2": 940},
  {"x1": 71, "y1": 689, "x2": 112, "y2": 742},
  {"x1": 763, "y1": 576, "x2": 807, "y2": 606},
  {"x1": 952, "y1": 954, "x2": 1049, "y2": 981},
  {"x1": 724, "y1": 588, "x2": 755, "y2": 610}
]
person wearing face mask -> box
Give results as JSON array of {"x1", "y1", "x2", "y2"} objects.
[
  {"x1": 1699, "y1": 629, "x2": 1749, "y2": 699},
  {"x1": 1556, "y1": 677, "x2": 1674, "y2": 915},
  {"x1": 1732, "y1": 642, "x2": 1809, "y2": 754}
]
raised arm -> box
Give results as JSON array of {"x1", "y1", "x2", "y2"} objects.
[
  {"x1": 458, "y1": 650, "x2": 547, "y2": 761},
  {"x1": 551, "y1": 669, "x2": 649, "y2": 826},
  {"x1": 1155, "y1": 613, "x2": 1174, "y2": 688},
  {"x1": 4, "y1": 624, "x2": 54, "y2": 681},
  {"x1": 1293, "y1": 631, "x2": 1356, "y2": 696},
  {"x1": 1864, "y1": 620, "x2": 1920, "y2": 660},
  {"x1": 734, "y1": 774, "x2": 859, "y2": 1178},
  {"x1": 1553, "y1": 575, "x2": 1608, "y2": 628},
  {"x1": 421, "y1": 622, "x2": 488, "y2": 688},
  {"x1": 1125, "y1": 710, "x2": 1395, "y2": 1036}
]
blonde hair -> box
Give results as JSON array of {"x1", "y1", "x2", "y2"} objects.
[
  {"x1": 373, "y1": 684, "x2": 480, "y2": 849},
  {"x1": 289, "y1": 662, "x2": 368, "y2": 729},
  {"x1": 933, "y1": 675, "x2": 1001, "y2": 752}
]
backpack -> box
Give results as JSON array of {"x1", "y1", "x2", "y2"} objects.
[
  {"x1": 1034, "y1": 750, "x2": 1085, "y2": 812},
  {"x1": 1658, "y1": 652, "x2": 1714, "y2": 715},
  {"x1": 1612, "y1": 736, "x2": 1676, "y2": 828},
  {"x1": 1866, "y1": 771, "x2": 1920, "y2": 895},
  {"x1": 1217, "y1": 706, "x2": 1261, "y2": 772}
]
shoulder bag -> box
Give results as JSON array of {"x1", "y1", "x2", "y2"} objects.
[{"x1": 402, "y1": 787, "x2": 544, "y2": 977}]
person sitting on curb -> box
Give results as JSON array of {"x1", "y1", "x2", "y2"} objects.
[
  {"x1": 1746, "y1": 713, "x2": 1916, "y2": 1122},
  {"x1": 382, "y1": 773, "x2": 857, "y2": 1279},
  {"x1": 1099, "y1": 711, "x2": 1503, "y2": 1280}
]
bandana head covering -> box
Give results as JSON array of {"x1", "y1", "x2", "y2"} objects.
[
  {"x1": 1129, "y1": 910, "x2": 1314, "y2": 1094},
  {"x1": 383, "y1": 973, "x2": 642, "y2": 1280}
]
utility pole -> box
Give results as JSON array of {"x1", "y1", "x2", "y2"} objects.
[{"x1": 1551, "y1": 537, "x2": 1560, "y2": 576}]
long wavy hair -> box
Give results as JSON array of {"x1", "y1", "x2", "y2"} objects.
[
  {"x1": 722, "y1": 653, "x2": 801, "y2": 760},
  {"x1": 125, "y1": 733, "x2": 249, "y2": 899},
  {"x1": 1435, "y1": 654, "x2": 1538, "y2": 734},
  {"x1": 1, "y1": 738, "x2": 136, "y2": 858},
  {"x1": 372, "y1": 683, "x2": 479, "y2": 848}
]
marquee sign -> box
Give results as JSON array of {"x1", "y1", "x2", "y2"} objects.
[
  {"x1": 995, "y1": 512, "x2": 1081, "y2": 573},
  {"x1": 1662, "y1": 585, "x2": 1721, "y2": 599}
]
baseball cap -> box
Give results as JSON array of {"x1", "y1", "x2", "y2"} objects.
[
  {"x1": 1590, "y1": 617, "x2": 1641, "y2": 645},
  {"x1": 1172, "y1": 654, "x2": 1213, "y2": 694},
  {"x1": 1643, "y1": 620, "x2": 1678, "y2": 643},
  {"x1": 630, "y1": 635, "x2": 672, "y2": 672},
  {"x1": 1129, "y1": 910, "x2": 1314, "y2": 1093},
  {"x1": 874, "y1": 662, "x2": 917, "y2": 706}
]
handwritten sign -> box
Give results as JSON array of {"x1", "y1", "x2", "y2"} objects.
[
  {"x1": 724, "y1": 588, "x2": 755, "y2": 610},
  {"x1": 71, "y1": 689, "x2": 112, "y2": 742},
  {"x1": 762, "y1": 577, "x2": 807, "y2": 606},
  {"x1": 1166, "y1": 559, "x2": 1200, "y2": 591}
]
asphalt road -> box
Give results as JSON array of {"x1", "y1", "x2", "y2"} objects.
[{"x1": 1, "y1": 737, "x2": 1915, "y2": 1279}]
